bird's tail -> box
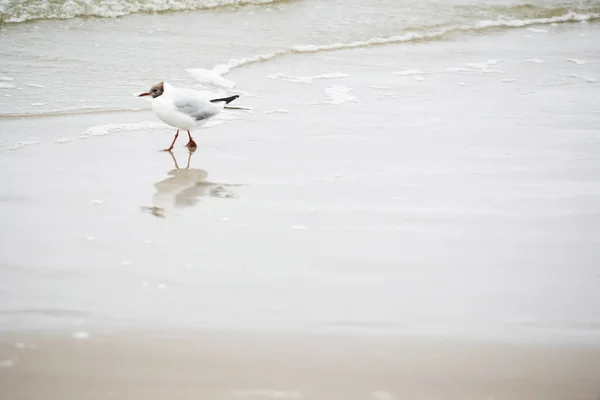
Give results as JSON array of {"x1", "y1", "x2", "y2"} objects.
[{"x1": 210, "y1": 95, "x2": 239, "y2": 104}]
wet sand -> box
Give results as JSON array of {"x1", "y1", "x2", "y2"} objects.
[
  {"x1": 3, "y1": 25, "x2": 600, "y2": 340},
  {"x1": 1, "y1": 331, "x2": 600, "y2": 400}
]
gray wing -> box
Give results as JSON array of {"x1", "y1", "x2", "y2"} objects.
[{"x1": 173, "y1": 92, "x2": 219, "y2": 121}]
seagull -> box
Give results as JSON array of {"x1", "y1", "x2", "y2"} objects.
[{"x1": 139, "y1": 81, "x2": 239, "y2": 151}]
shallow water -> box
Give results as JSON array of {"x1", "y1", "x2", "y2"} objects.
[
  {"x1": 1, "y1": 0, "x2": 598, "y2": 115},
  {"x1": 0, "y1": 0, "x2": 600, "y2": 344}
]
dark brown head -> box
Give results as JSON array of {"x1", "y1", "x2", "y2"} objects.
[{"x1": 138, "y1": 82, "x2": 164, "y2": 98}]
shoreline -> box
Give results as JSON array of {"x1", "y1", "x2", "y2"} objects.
[{"x1": 2, "y1": 323, "x2": 600, "y2": 347}]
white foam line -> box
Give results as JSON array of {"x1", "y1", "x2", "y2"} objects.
[
  {"x1": 268, "y1": 72, "x2": 350, "y2": 84},
  {"x1": 317, "y1": 72, "x2": 350, "y2": 79},
  {"x1": 301, "y1": 101, "x2": 329, "y2": 106},
  {"x1": 211, "y1": 12, "x2": 600, "y2": 77},
  {"x1": 526, "y1": 27, "x2": 547, "y2": 33},
  {"x1": 324, "y1": 85, "x2": 358, "y2": 105},
  {"x1": 10, "y1": 140, "x2": 39, "y2": 150},
  {"x1": 186, "y1": 68, "x2": 235, "y2": 88},
  {"x1": 213, "y1": 51, "x2": 287, "y2": 75},
  {"x1": 447, "y1": 60, "x2": 502, "y2": 74},
  {"x1": 2, "y1": 0, "x2": 285, "y2": 23},
  {"x1": 559, "y1": 73, "x2": 595, "y2": 83},
  {"x1": 471, "y1": 12, "x2": 598, "y2": 29},
  {"x1": 368, "y1": 85, "x2": 391, "y2": 90},
  {"x1": 214, "y1": 32, "x2": 428, "y2": 76},
  {"x1": 465, "y1": 63, "x2": 490, "y2": 70},
  {"x1": 78, "y1": 121, "x2": 166, "y2": 139},
  {"x1": 446, "y1": 67, "x2": 474, "y2": 73},
  {"x1": 390, "y1": 69, "x2": 428, "y2": 76}
]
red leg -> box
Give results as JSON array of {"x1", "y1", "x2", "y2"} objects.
[
  {"x1": 185, "y1": 130, "x2": 197, "y2": 148},
  {"x1": 163, "y1": 130, "x2": 179, "y2": 152}
]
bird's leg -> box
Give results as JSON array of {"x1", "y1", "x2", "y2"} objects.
[
  {"x1": 164, "y1": 130, "x2": 179, "y2": 152},
  {"x1": 185, "y1": 130, "x2": 197, "y2": 148}
]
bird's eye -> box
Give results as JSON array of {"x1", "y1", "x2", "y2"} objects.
[{"x1": 152, "y1": 88, "x2": 157, "y2": 92}]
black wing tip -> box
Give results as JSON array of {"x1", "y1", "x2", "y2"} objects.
[{"x1": 210, "y1": 95, "x2": 240, "y2": 104}]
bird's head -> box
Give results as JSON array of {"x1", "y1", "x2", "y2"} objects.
[{"x1": 139, "y1": 82, "x2": 164, "y2": 98}]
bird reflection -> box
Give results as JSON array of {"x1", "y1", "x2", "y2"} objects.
[{"x1": 142, "y1": 149, "x2": 238, "y2": 218}]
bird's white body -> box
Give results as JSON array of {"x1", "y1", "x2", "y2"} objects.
[{"x1": 151, "y1": 82, "x2": 226, "y2": 131}]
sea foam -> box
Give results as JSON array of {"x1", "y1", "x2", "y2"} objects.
[
  {"x1": 446, "y1": 67, "x2": 473, "y2": 73},
  {"x1": 10, "y1": 140, "x2": 40, "y2": 150},
  {"x1": 78, "y1": 121, "x2": 166, "y2": 139},
  {"x1": 0, "y1": 0, "x2": 288, "y2": 23},
  {"x1": 186, "y1": 68, "x2": 235, "y2": 88},
  {"x1": 208, "y1": 11, "x2": 600, "y2": 80},
  {"x1": 559, "y1": 73, "x2": 595, "y2": 83},
  {"x1": 324, "y1": 85, "x2": 357, "y2": 105},
  {"x1": 391, "y1": 69, "x2": 428, "y2": 76},
  {"x1": 267, "y1": 72, "x2": 349, "y2": 84}
]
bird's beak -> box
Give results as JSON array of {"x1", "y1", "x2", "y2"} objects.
[{"x1": 138, "y1": 92, "x2": 150, "y2": 97}]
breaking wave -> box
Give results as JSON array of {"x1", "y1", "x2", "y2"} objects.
[
  {"x1": 210, "y1": 11, "x2": 600, "y2": 76},
  {"x1": 0, "y1": 0, "x2": 290, "y2": 23}
]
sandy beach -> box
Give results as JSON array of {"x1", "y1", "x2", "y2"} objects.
[
  {"x1": 1, "y1": 331, "x2": 600, "y2": 400},
  {"x1": 2, "y1": 0, "x2": 600, "y2": 398}
]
